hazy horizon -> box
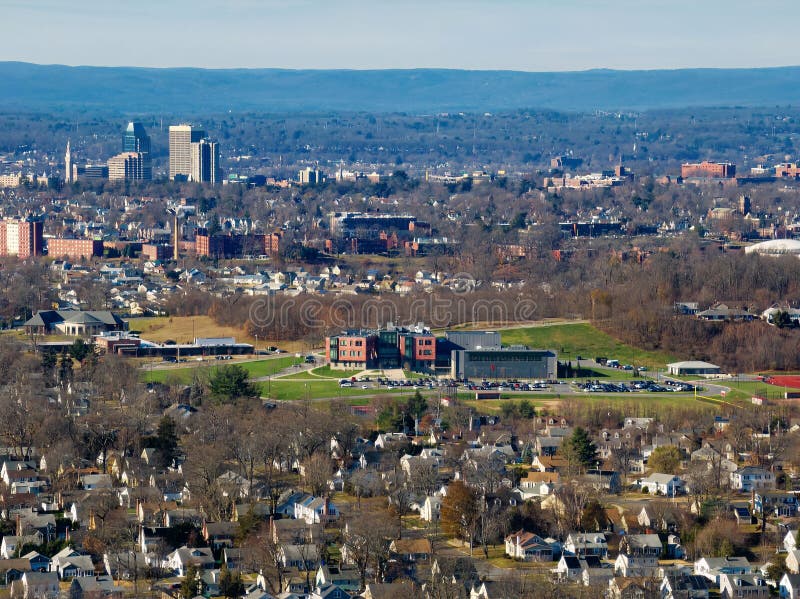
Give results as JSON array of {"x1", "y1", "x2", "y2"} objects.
[{"x1": 2, "y1": 0, "x2": 798, "y2": 72}]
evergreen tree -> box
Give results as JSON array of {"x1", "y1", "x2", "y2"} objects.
[
  {"x1": 209, "y1": 364, "x2": 257, "y2": 401},
  {"x1": 562, "y1": 426, "x2": 598, "y2": 474}
]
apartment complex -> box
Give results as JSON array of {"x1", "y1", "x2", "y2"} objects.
[
  {"x1": 298, "y1": 167, "x2": 325, "y2": 185},
  {"x1": 0, "y1": 218, "x2": 44, "y2": 258},
  {"x1": 681, "y1": 161, "x2": 736, "y2": 179},
  {"x1": 47, "y1": 238, "x2": 104, "y2": 260},
  {"x1": 195, "y1": 230, "x2": 281, "y2": 259}
]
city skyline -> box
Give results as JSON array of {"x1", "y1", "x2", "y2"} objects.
[{"x1": 2, "y1": 0, "x2": 799, "y2": 72}]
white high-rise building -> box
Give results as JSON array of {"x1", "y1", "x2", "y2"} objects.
[{"x1": 169, "y1": 124, "x2": 205, "y2": 181}]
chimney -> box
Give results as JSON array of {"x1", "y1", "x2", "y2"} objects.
[{"x1": 15, "y1": 513, "x2": 21, "y2": 536}]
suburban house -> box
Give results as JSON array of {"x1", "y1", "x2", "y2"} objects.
[
  {"x1": 730, "y1": 467, "x2": 776, "y2": 492},
  {"x1": 660, "y1": 572, "x2": 710, "y2": 599},
  {"x1": 419, "y1": 496, "x2": 441, "y2": 522},
  {"x1": 780, "y1": 573, "x2": 800, "y2": 599},
  {"x1": 636, "y1": 473, "x2": 685, "y2": 496},
  {"x1": 563, "y1": 532, "x2": 608, "y2": 558},
  {"x1": 504, "y1": 530, "x2": 553, "y2": 562},
  {"x1": 555, "y1": 555, "x2": 604, "y2": 581},
  {"x1": 165, "y1": 546, "x2": 215, "y2": 576},
  {"x1": 10, "y1": 571, "x2": 59, "y2": 599},
  {"x1": 695, "y1": 556, "x2": 753, "y2": 585},
  {"x1": 389, "y1": 539, "x2": 432, "y2": 563},
  {"x1": 614, "y1": 553, "x2": 658, "y2": 578},
  {"x1": 754, "y1": 491, "x2": 799, "y2": 517},
  {"x1": 719, "y1": 574, "x2": 769, "y2": 599},
  {"x1": 294, "y1": 495, "x2": 339, "y2": 524},
  {"x1": 619, "y1": 534, "x2": 663, "y2": 557}
]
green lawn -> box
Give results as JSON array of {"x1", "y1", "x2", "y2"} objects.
[
  {"x1": 464, "y1": 391, "x2": 721, "y2": 414},
  {"x1": 142, "y1": 356, "x2": 297, "y2": 384},
  {"x1": 261, "y1": 379, "x2": 406, "y2": 401},
  {"x1": 500, "y1": 322, "x2": 677, "y2": 368},
  {"x1": 310, "y1": 365, "x2": 364, "y2": 378}
]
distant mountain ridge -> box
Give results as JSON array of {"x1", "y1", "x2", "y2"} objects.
[{"x1": 2, "y1": 62, "x2": 800, "y2": 113}]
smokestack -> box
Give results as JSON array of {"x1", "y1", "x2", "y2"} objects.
[{"x1": 173, "y1": 213, "x2": 180, "y2": 261}]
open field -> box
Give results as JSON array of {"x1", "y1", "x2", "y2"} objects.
[
  {"x1": 126, "y1": 315, "x2": 309, "y2": 352},
  {"x1": 262, "y1": 379, "x2": 407, "y2": 401},
  {"x1": 463, "y1": 392, "x2": 726, "y2": 415},
  {"x1": 499, "y1": 322, "x2": 677, "y2": 369},
  {"x1": 142, "y1": 355, "x2": 298, "y2": 384}
]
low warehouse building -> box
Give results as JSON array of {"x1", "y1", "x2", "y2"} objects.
[{"x1": 667, "y1": 361, "x2": 721, "y2": 376}]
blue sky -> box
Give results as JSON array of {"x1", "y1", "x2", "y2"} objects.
[{"x1": 1, "y1": 0, "x2": 797, "y2": 71}]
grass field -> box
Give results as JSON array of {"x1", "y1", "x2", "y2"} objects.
[
  {"x1": 500, "y1": 322, "x2": 677, "y2": 368},
  {"x1": 126, "y1": 315, "x2": 308, "y2": 352},
  {"x1": 142, "y1": 356, "x2": 297, "y2": 384},
  {"x1": 463, "y1": 391, "x2": 722, "y2": 415},
  {"x1": 262, "y1": 379, "x2": 406, "y2": 401}
]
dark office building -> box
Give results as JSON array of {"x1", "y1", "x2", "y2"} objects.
[
  {"x1": 451, "y1": 347, "x2": 557, "y2": 380},
  {"x1": 122, "y1": 122, "x2": 152, "y2": 180}
]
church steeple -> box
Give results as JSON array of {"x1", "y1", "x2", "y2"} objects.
[{"x1": 65, "y1": 140, "x2": 73, "y2": 183}]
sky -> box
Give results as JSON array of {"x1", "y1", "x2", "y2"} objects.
[{"x1": 1, "y1": 0, "x2": 798, "y2": 71}]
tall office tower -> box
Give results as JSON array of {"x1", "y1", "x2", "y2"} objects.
[
  {"x1": 190, "y1": 138, "x2": 221, "y2": 183},
  {"x1": 169, "y1": 124, "x2": 205, "y2": 181},
  {"x1": 122, "y1": 122, "x2": 152, "y2": 180},
  {"x1": 65, "y1": 140, "x2": 73, "y2": 184},
  {"x1": 108, "y1": 152, "x2": 149, "y2": 181}
]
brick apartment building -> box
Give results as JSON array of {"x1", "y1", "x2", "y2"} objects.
[
  {"x1": 681, "y1": 161, "x2": 736, "y2": 179},
  {"x1": 195, "y1": 230, "x2": 281, "y2": 259},
  {"x1": 0, "y1": 218, "x2": 44, "y2": 258},
  {"x1": 47, "y1": 238, "x2": 104, "y2": 260},
  {"x1": 140, "y1": 243, "x2": 172, "y2": 261}
]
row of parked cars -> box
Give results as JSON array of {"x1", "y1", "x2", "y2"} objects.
[
  {"x1": 464, "y1": 380, "x2": 550, "y2": 391},
  {"x1": 578, "y1": 380, "x2": 698, "y2": 393}
]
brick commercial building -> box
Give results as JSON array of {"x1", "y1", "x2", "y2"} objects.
[
  {"x1": 681, "y1": 161, "x2": 736, "y2": 179},
  {"x1": 47, "y1": 238, "x2": 104, "y2": 260}
]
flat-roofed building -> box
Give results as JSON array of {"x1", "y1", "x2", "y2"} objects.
[
  {"x1": 47, "y1": 238, "x2": 104, "y2": 260},
  {"x1": 681, "y1": 161, "x2": 736, "y2": 179},
  {"x1": 108, "y1": 152, "x2": 150, "y2": 181},
  {"x1": 451, "y1": 346, "x2": 557, "y2": 380}
]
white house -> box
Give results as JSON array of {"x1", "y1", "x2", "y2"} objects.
[
  {"x1": 637, "y1": 473, "x2": 685, "y2": 496},
  {"x1": 695, "y1": 556, "x2": 752, "y2": 585},
  {"x1": 504, "y1": 530, "x2": 553, "y2": 562},
  {"x1": 786, "y1": 549, "x2": 800, "y2": 575},
  {"x1": 780, "y1": 573, "x2": 800, "y2": 599},
  {"x1": 785, "y1": 530, "x2": 798, "y2": 553},
  {"x1": 165, "y1": 546, "x2": 214, "y2": 576},
  {"x1": 1, "y1": 534, "x2": 42, "y2": 559},
  {"x1": 614, "y1": 553, "x2": 658, "y2": 577},
  {"x1": 420, "y1": 496, "x2": 441, "y2": 522},
  {"x1": 294, "y1": 495, "x2": 339, "y2": 525},
  {"x1": 730, "y1": 467, "x2": 775, "y2": 492},
  {"x1": 563, "y1": 533, "x2": 607, "y2": 558},
  {"x1": 719, "y1": 573, "x2": 769, "y2": 599}
]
